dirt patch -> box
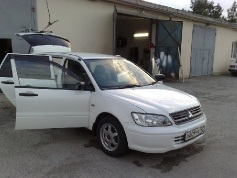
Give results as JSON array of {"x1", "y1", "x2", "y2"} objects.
[
  {"x1": 150, "y1": 144, "x2": 204, "y2": 173},
  {"x1": 133, "y1": 160, "x2": 144, "y2": 167},
  {"x1": 83, "y1": 139, "x2": 100, "y2": 149}
]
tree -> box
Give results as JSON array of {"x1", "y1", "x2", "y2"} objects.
[
  {"x1": 227, "y1": 1, "x2": 237, "y2": 22},
  {"x1": 190, "y1": 0, "x2": 223, "y2": 19}
]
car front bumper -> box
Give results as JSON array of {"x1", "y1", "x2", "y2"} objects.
[{"x1": 124, "y1": 115, "x2": 207, "y2": 153}]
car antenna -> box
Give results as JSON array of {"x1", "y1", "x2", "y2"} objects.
[{"x1": 41, "y1": 0, "x2": 59, "y2": 32}]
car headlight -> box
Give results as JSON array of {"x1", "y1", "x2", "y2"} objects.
[{"x1": 131, "y1": 112, "x2": 172, "y2": 127}]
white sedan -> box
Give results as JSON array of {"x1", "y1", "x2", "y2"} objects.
[{"x1": 0, "y1": 33, "x2": 206, "y2": 157}]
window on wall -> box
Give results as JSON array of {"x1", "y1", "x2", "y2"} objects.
[{"x1": 231, "y1": 42, "x2": 237, "y2": 59}]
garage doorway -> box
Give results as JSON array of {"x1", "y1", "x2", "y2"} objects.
[
  {"x1": 114, "y1": 13, "x2": 183, "y2": 79},
  {"x1": 115, "y1": 14, "x2": 152, "y2": 73},
  {"x1": 0, "y1": 39, "x2": 12, "y2": 64},
  {"x1": 190, "y1": 25, "x2": 216, "y2": 77}
]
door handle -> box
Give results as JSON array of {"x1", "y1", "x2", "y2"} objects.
[
  {"x1": 19, "y1": 92, "x2": 38, "y2": 97},
  {"x1": 1, "y1": 80, "x2": 14, "y2": 84}
]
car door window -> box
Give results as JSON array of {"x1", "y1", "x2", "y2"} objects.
[
  {"x1": 0, "y1": 54, "x2": 13, "y2": 77},
  {"x1": 13, "y1": 55, "x2": 81, "y2": 90},
  {"x1": 52, "y1": 56, "x2": 64, "y2": 66},
  {"x1": 64, "y1": 59, "x2": 93, "y2": 90}
]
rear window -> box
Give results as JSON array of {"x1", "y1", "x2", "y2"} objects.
[
  {"x1": 0, "y1": 55, "x2": 13, "y2": 77},
  {"x1": 21, "y1": 34, "x2": 71, "y2": 48}
]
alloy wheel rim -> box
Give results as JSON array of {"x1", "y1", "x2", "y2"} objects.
[{"x1": 100, "y1": 123, "x2": 119, "y2": 151}]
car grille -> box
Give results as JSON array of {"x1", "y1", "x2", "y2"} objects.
[{"x1": 169, "y1": 106, "x2": 203, "y2": 125}]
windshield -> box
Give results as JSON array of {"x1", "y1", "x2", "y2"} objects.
[{"x1": 84, "y1": 58, "x2": 156, "y2": 89}]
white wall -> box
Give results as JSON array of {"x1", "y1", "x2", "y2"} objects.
[
  {"x1": 181, "y1": 20, "x2": 237, "y2": 76},
  {"x1": 36, "y1": 0, "x2": 114, "y2": 54},
  {"x1": 213, "y1": 26, "x2": 237, "y2": 75}
]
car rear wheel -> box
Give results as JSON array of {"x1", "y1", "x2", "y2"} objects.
[{"x1": 97, "y1": 116, "x2": 128, "y2": 157}]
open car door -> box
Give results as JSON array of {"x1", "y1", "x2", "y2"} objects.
[
  {"x1": 11, "y1": 54, "x2": 90, "y2": 130},
  {"x1": 0, "y1": 54, "x2": 16, "y2": 105}
]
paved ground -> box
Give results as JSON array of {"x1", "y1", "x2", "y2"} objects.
[{"x1": 0, "y1": 75, "x2": 237, "y2": 178}]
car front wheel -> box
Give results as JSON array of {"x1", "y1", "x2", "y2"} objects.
[{"x1": 97, "y1": 116, "x2": 128, "y2": 157}]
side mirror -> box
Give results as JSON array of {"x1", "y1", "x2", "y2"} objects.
[
  {"x1": 75, "y1": 82, "x2": 85, "y2": 90},
  {"x1": 154, "y1": 74, "x2": 165, "y2": 82}
]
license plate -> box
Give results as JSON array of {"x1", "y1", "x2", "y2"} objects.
[{"x1": 185, "y1": 125, "x2": 205, "y2": 141}]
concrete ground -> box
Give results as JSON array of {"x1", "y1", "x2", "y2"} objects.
[{"x1": 0, "y1": 75, "x2": 236, "y2": 178}]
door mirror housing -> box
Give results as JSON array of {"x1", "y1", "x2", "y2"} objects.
[
  {"x1": 75, "y1": 82, "x2": 85, "y2": 90},
  {"x1": 154, "y1": 74, "x2": 165, "y2": 82}
]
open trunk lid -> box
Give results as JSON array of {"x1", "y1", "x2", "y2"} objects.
[{"x1": 16, "y1": 33, "x2": 71, "y2": 53}]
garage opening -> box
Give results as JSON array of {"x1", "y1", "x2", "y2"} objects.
[
  {"x1": 0, "y1": 39, "x2": 12, "y2": 64},
  {"x1": 115, "y1": 14, "x2": 152, "y2": 73},
  {"x1": 114, "y1": 13, "x2": 183, "y2": 80}
]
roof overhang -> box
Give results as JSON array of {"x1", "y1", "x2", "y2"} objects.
[{"x1": 103, "y1": 0, "x2": 237, "y2": 30}]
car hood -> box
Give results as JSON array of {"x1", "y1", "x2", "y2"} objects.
[{"x1": 104, "y1": 84, "x2": 199, "y2": 114}]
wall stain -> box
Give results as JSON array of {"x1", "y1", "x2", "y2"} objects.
[
  {"x1": 150, "y1": 144, "x2": 204, "y2": 173},
  {"x1": 84, "y1": 139, "x2": 100, "y2": 149}
]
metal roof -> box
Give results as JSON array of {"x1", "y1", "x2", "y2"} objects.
[{"x1": 103, "y1": 0, "x2": 237, "y2": 30}]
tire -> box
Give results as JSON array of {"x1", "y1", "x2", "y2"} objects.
[
  {"x1": 231, "y1": 72, "x2": 237, "y2": 76},
  {"x1": 96, "y1": 116, "x2": 128, "y2": 157}
]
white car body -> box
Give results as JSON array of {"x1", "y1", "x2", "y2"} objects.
[
  {"x1": 229, "y1": 59, "x2": 237, "y2": 76},
  {"x1": 0, "y1": 33, "x2": 207, "y2": 156}
]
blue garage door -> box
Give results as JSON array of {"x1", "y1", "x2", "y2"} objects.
[{"x1": 156, "y1": 20, "x2": 183, "y2": 79}]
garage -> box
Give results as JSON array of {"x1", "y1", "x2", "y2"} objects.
[
  {"x1": 115, "y1": 14, "x2": 151, "y2": 73},
  {"x1": 190, "y1": 25, "x2": 216, "y2": 77},
  {"x1": 115, "y1": 12, "x2": 183, "y2": 79}
]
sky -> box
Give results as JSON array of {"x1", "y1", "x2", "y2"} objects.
[{"x1": 144, "y1": 0, "x2": 235, "y2": 17}]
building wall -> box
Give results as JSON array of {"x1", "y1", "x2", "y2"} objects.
[
  {"x1": 174, "y1": 18, "x2": 193, "y2": 78},
  {"x1": 185, "y1": 21, "x2": 237, "y2": 76},
  {"x1": 0, "y1": 0, "x2": 36, "y2": 53},
  {"x1": 35, "y1": 0, "x2": 237, "y2": 77},
  {"x1": 36, "y1": 0, "x2": 114, "y2": 54},
  {"x1": 212, "y1": 26, "x2": 237, "y2": 75}
]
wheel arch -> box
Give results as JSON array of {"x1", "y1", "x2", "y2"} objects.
[{"x1": 92, "y1": 112, "x2": 121, "y2": 136}]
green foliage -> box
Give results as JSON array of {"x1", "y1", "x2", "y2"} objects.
[
  {"x1": 227, "y1": 1, "x2": 237, "y2": 22},
  {"x1": 190, "y1": 0, "x2": 223, "y2": 19}
]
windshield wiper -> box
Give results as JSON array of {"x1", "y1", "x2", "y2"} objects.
[
  {"x1": 118, "y1": 84, "x2": 142, "y2": 89},
  {"x1": 147, "y1": 81, "x2": 157, "y2": 86}
]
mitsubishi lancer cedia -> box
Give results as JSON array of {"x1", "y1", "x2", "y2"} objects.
[{"x1": 0, "y1": 33, "x2": 206, "y2": 157}]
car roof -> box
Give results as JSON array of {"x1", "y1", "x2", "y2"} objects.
[
  {"x1": 37, "y1": 52, "x2": 122, "y2": 60},
  {"x1": 71, "y1": 52, "x2": 121, "y2": 59}
]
